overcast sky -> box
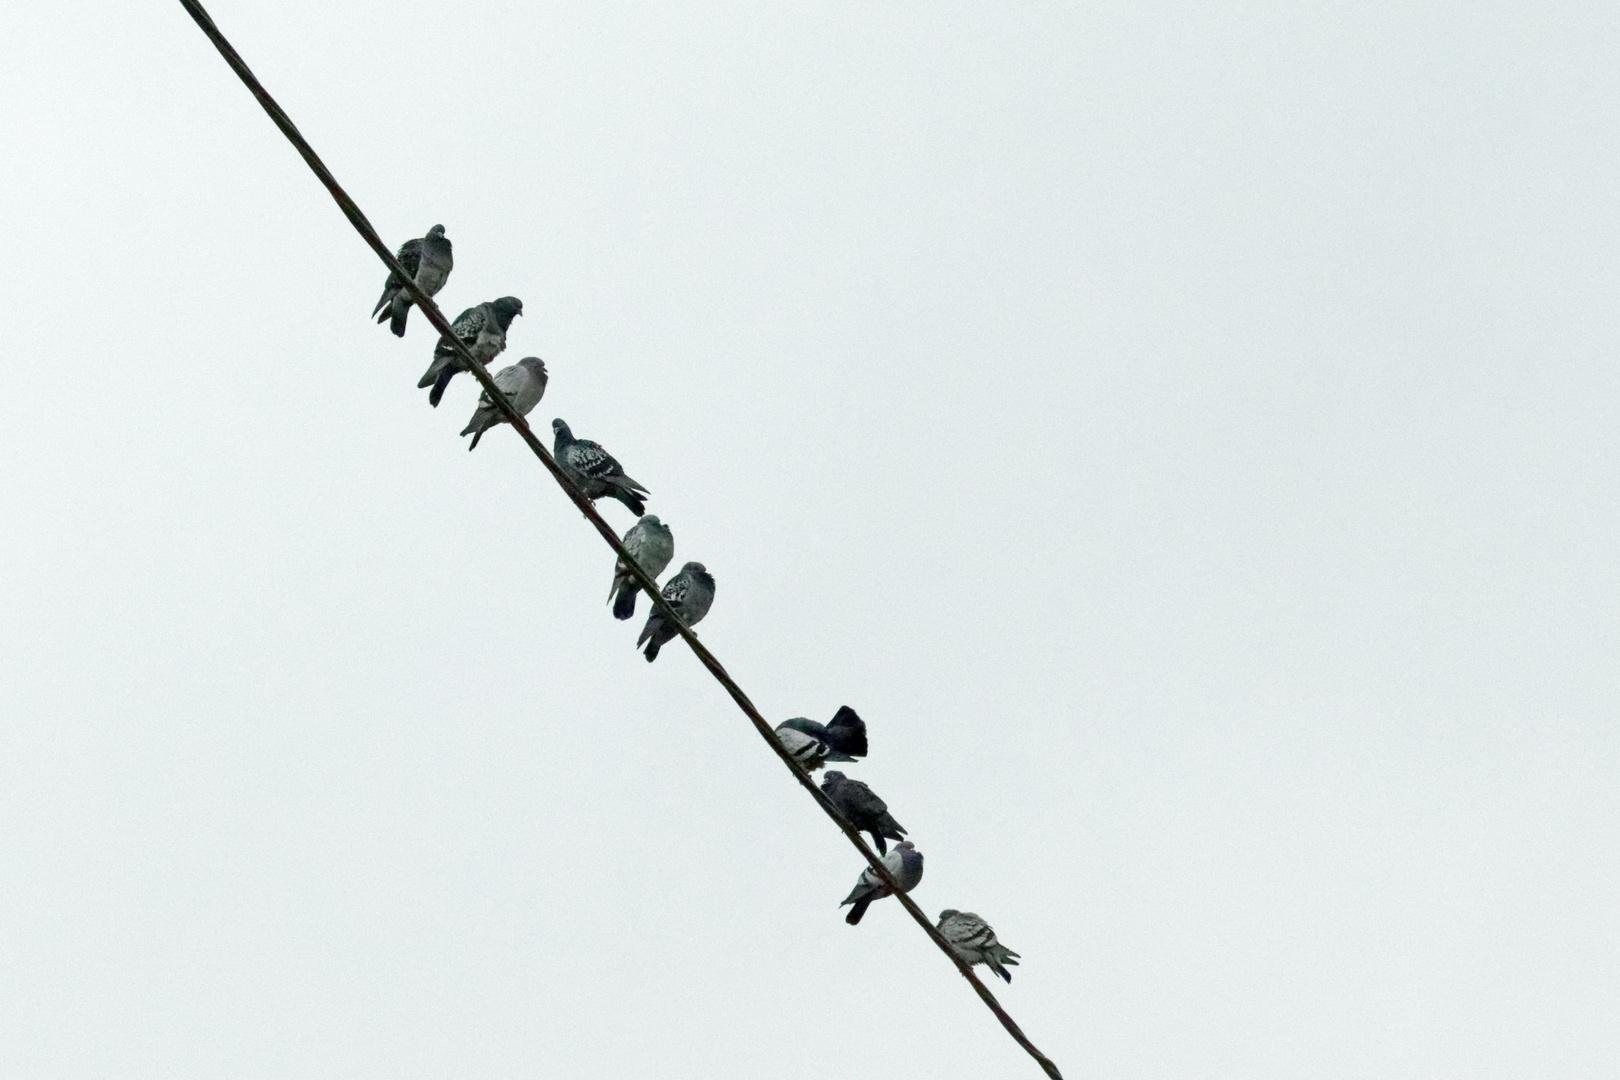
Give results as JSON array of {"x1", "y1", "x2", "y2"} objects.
[{"x1": 3, "y1": 2, "x2": 1618, "y2": 1077}]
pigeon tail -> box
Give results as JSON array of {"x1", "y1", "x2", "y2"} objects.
[
  {"x1": 371, "y1": 285, "x2": 395, "y2": 319},
  {"x1": 612, "y1": 488, "x2": 647, "y2": 517},
  {"x1": 826, "y1": 706, "x2": 868, "y2": 758},
  {"x1": 870, "y1": 834, "x2": 888, "y2": 856},
  {"x1": 388, "y1": 294, "x2": 412, "y2": 336},
  {"x1": 612, "y1": 585, "x2": 638, "y2": 620},
  {"x1": 844, "y1": 897, "x2": 873, "y2": 925},
  {"x1": 643, "y1": 637, "x2": 663, "y2": 662},
  {"x1": 428, "y1": 365, "x2": 457, "y2": 407},
  {"x1": 467, "y1": 428, "x2": 485, "y2": 451}
]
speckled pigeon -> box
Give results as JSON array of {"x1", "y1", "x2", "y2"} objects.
[
  {"x1": 459, "y1": 357, "x2": 548, "y2": 450},
  {"x1": 937, "y1": 910, "x2": 1021, "y2": 982},
  {"x1": 636, "y1": 561, "x2": 714, "y2": 662},
  {"x1": 372, "y1": 224, "x2": 453, "y2": 336},
  {"x1": 778, "y1": 706, "x2": 868, "y2": 763},
  {"x1": 552, "y1": 419, "x2": 649, "y2": 516},
  {"x1": 820, "y1": 771, "x2": 906, "y2": 855},
  {"x1": 609, "y1": 515, "x2": 674, "y2": 620},
  {"x1": 417, "y1": 296, "x2": 523, "y2": 407},
  {"x1": 840, "y1": 841, "x2": 923, "y2": 925}
]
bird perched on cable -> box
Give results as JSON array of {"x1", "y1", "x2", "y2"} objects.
[
  {"x1": 636, "y1": 561, "x2": 714, "y2": 662},
  {"x1": 820, "y1": 771, "x2": 906, "y2": 855},
  {"x1": 937, "y1": 910, "x2": 1021, "y2": 983},
  {"x1": 552, "y1": 419, "x2": 649, "y2": 516},
  {"x1": 609, "y1": 515, "x2": 674, "y2": 620},
  {"x1": 371, "y1": 224, "x2": 454, "y2": 337},
  {"x1": 840, "y1": 841, "x2": 923, "y2": 925},
  {"x1": 775, "y1": 706, "x2": 867, "y2": 769},
  {"x1": 418, "y1": 296, "x2": 523, "y2": 407},
  {"x1": 459, "y1": 357, "x2": 548, "y2": 450}
]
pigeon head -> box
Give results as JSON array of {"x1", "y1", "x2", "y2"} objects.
[
  {"x1": 822, "y1": 771, "x2": 847, "y2": 783},
  {"x1": 516, "y1": 356, "x2": 547, "y2": 377},
  {"x1": 680, "y1": 561, "x2": 706, "y2": 575},
  {"x1": 895, "y1": 841, "x2": 916, "y2": 852},
  {"x1": 552, "y1": 418, "x2": 571, "y2": 438},
  {"x1": 428, "y1": 224, "x2": 446, "y2": 237},
  {"x1": 938, "y1": 910, "x2": 960, "y2": 922},
  {"x1": 490, "y1": 296, "x2": 524, "y2": 328}
]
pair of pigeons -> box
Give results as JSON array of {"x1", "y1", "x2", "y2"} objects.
[{"x1": 608, "y1": 516, "x2": 716, "y2": 663}]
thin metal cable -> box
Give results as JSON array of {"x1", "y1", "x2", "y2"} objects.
[{"x1": 174, "y1": 3, "x2": 1063, "y2": 1076}]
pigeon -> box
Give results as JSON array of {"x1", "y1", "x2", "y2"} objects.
[
  {"x1": 821, "y1": 771, "x2": 906, "y2": 855},
  {"x1": 636, "y1": 561, "x2": 714, "y2": 662},
  {"x1": 840, "y1": 841, "x2": 923, "y2": 925},
  {"x1": 609, "y1": 515, "x2": 675, "y2": 620},
  {"x1": 372, "y1": 224, "x2": 454, "y2": 337},
  {"x1": 459, "y1": 357, "x2": 548, "y2": 450},
  {"x1": 552, "y1": 419, "x2": 649, "y2": 516},
  {"x1": 417, "y1": 296, "x2": 523, "y2": 407},
  {"x1": 778, "y1": 706, "x2": 868, "y2": 763},
  {"x1": 937, "y1": 910, "x2": 1021, "y2": 983}
]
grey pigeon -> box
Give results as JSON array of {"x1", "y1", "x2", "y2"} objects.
[
  {"x1": 372, "y1": 224, "x2": 454, "y2": 337},
  {"x1": 778, "y1": 706, "x2": 868, "y2": 763},
  {"x1": 460, "y1": 357, "x2": 548, "y2": 450},
  {"x1": 821, "y1": 771, "x2": 906, "y2": 855},
  {"x1": 418, "y1": 296, "x2": 523, "y2": 407},
  {"x1": 937, "y1": 910, "x2": 1021, "y2": 983},
  {"x1": 636, "y1": 561, "x2": 714, "y2": 662},
  {"x1": 609, "y1": 515, "x2": 675, "y2": 620},
  {"x1": 840, "y1": 841, "x2": 923, "y2": 925},
  {"x1": 552, "y1": 419, "x2": 649, "y2": 516}
]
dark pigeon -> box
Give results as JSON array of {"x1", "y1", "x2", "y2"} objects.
[
  {"x1": 372, "y1": 224, "x2": 454, "y2": 336},
  {"x1": 937, "y1": 910, "x2": 1021, "y2": 983},
  {"x1": 778, "y1": 706, "x2": 867, "y2": 763},
  {"x1": 820, "y1": 771, "x2": 906, "y2": 855},
  {"x1": 460, "y1": 357, "x2": 548, "y2": 450},
  {"x1": 840, "y1": 841, "x2": 923, "y2": 925},
  {"x1": 552, "y1": 419, "x2": 649, "y2": 516},
  {"x1": 636, "y1": 561, "x2": 714, "y2": 662},
  {"x1": 609, "y1": 515, "x2": 674, "y2": 620},
  {"x1": 417, "y1": 296, "x2": 523, "y2": 406}
]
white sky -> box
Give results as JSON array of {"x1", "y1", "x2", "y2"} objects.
[{"x1": 2, "y1": 2, "x2": 1618, "y2": 1077}]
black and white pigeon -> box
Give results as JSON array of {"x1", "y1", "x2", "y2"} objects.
[
  {"x1": 417, "y1": 296, "x2": 523, "y2": 407},
  {"x1": 552, "y1": 419, "x2": 649, "y2": 516},
  {"x1": 609, "y1": 515, "x2": 675, "y2": 620},
  {"x1": 840, "y1": 841, "x2": 923, "y2": 925},
  {"x1": 460, "y1": 357, "x2": 548, "y2": 450},
  {"x1": 820, "y1": 771, "x2": 907, "y2": 855},
  {"x1": 372, "y1": 224, "x2": 454, "y2": 337},
  {"x1": 937, "y1": 910, "x2": 1021, "y2": 983},
  {"x1": 636, "y1": 561, "x2": 714, "y2": 662},
  {"x1": 778, "y1": 707, "x2": 868, "y2": 762}
]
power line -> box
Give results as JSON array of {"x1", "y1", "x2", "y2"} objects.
[{"x1": 174, "y1": 3, "x2": 1064, "y2": 1076}]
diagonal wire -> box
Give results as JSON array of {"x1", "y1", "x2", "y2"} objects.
[{"x1": 173, "y1": 2, "x2": 1064, "y2": 1076}]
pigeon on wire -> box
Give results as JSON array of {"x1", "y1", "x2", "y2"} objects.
[
  {"x1": 371, "y1": 224, "x2": 454, "y2": 337},
  {"x1": 937, "y1": 910, "x2": 1021, "y2": 982},
  {"x1": 418, "y1": 296, "x2": 524, "y2": 407},
  {"x1": 636, "y1": 561, "x2": 714, "y2": 662},
  {"x1": 820, "y1": 771, "x2": 906, "y2": 855},
  {"x1": 777, "y1": 707, "x2": 867, "y2": 766},
  {"x1": 552, "y1": 419, "x2": 649, "y2": 516},
  {"x1": 459, "y1": 357, "x2": 548, "y2": 450},
  {"x1": 609, "y1": 515, "x2": 675, "y2": 620},
  {"x1": 840, "y1": 841, "x2": 923, "y2": 925}
]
